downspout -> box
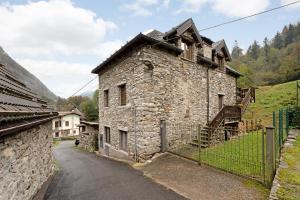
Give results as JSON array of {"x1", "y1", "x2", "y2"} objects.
[
  {"x1": 206, "y1": 66, "x2": 210, "y2": 124},
  {"x1": 134, "y1": 103, "x2": 137, "y2": 162}
]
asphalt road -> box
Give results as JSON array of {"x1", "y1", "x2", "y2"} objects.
[{"x1": 45, "y1": 141, "x2": 186, "y2": 200}]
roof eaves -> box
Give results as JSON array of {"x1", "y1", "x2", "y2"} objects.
[
  {"x1": 225, "y1": 65, "x2": 242, "y2": 77},
  {"x1": 91, "y1": 33, "x2": 183, "y2": 74}
]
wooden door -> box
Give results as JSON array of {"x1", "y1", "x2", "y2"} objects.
[{"x1": 218, "y1": 95, "x2": 224, "y2": 111}]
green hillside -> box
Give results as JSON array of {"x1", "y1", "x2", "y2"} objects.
[{"x1": 244, "y1": 80, "x2": 297, "y2": 126}]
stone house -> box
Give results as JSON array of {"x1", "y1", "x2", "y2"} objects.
[
  {"x1": 78, "y1": 121, "x2": 99, "y2": 152},
  {"x1": 0, "y1": 64, "x2": 58, "y2": 200},
  {"x1": 92, "y1": 18, "x2": 252, "y2": 161},
  {"x1": 52, "y1": 108, "x2": 83, "y2": 138}
]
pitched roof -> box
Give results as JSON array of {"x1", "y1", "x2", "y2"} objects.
[
  {"x1": 212, "y1": 40, "x2": 232, "y2": 61},
  {"x1": 0, "y1": 64, "x2": 58, "y2": 137},
  {"x1": 164, "y1": 18, "x2": 202, "y2": 43},
  {"x1": 92, "y1": 33, "x2": 183, "y2": 73},
  {"x1": 145, "y1": 30, "x2": 164, "y2": 41},
  {"x1": 92, "y1": 18, "x2": 240, "y2": 77},
  {"x1": 225, "y1": 65, "x2": 242, "y2": 77}
]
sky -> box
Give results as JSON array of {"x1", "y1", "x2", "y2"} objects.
[{"x1": 0, "y1": 0, "x2": 300, "y2": 98}]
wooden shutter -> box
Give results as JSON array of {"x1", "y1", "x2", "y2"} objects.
[{"x1": 120, "y1": 84, "x2": 126, "y2": 106}]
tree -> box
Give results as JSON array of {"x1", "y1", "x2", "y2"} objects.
[
  {"x1": 80, "y1": 100, "x2": 98, "y2": 121},
  {"x1": 272, "y1": 32, "x2": 283, "y2": 49},
  {"x1": 79, "y1": 90, "x2": 99, "y2": 121},
  {"x1": 231, "y1": 40, "x2": 243, "y2": 59},
  {"x1": 263, "y1": 37, "x2": 270, "y2": 62},
  {"x1": 247, "y1": 40, "x2": 260, "y2": 60},
  {"x1": 284, "y1": 24, "x2": 295, "y2": 47}
]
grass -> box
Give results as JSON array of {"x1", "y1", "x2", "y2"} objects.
[
  {"x1": 170, "y1": 130, "x2": 270, "y2": 184},
  {"x1": 276, "y1": 132, "x2": 300, "y2": 200},
  {"x1": 60, "y1": 136, "x2": 77, "y2": 140},
  {"x1": 53, "y1": 138, "x2": 60, "y2": 146},
  {"x1": 244, "y1": 180, "x2": 270, "y2": 200},
  {"x1": 244, "y1": 80, "x2": 297, "y2": 126}
]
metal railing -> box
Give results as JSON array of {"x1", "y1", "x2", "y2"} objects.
[{"x1": 161, "y1": 120, "x2": 277, "y2": 187}]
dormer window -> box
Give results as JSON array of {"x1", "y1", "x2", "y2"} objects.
[
  {"x1": 218, "y1": 56, "x2": 225, "y2": 70},
  {"x1": 181, "y1": 40, "x2": 194, "y2": 61}
]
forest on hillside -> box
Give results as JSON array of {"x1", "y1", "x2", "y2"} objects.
[{"x1": 230, "y1": 21, "x2": 300, "y2": 88}]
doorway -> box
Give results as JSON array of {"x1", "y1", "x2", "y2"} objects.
[{"x1": 218, "y1": 94, "x2": 224, "y2": 111}]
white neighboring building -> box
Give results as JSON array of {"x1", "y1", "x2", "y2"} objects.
[{"x1": 52, "y1": 108, "x2": 83, "y2": 138}]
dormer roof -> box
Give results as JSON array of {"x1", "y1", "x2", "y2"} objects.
[
  {"x1": 212, "y1": 39, "x2": 231, "y2": 61},
  {"x1": 164, "y1": 18, "x2": 202, "y2": 43}
]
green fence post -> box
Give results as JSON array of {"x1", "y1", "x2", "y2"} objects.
[
  {"x1": 198, "y1": 124, "x2": 202, "y2": 165},
  {"x1": 279, "y1": 110, "x2": 283, "y2": 148},
  {"x1": 286, "y1": 109, "x2": 289, "y2": 138},
  {"x1": 266, "y1": 126, "x2": 276, "y2": 188}
]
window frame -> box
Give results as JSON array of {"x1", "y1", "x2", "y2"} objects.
[
  {"x1": 119, "y1": 130, "x2": 128, "y2": 151},
  {"x1": 65, "y1": 121, "x2": 69, "y2": 127},
  {"x1": 104, "y1": 126, "x2": 111, "y2": 144},
  {"x1": 181, "y1": 40, "x2": 194, "y2": 61},
  {"x1": 119, "y1": 84, "x2": 127, "y2": 106},
  {"x1": 103, "y1": 89, "x2": 109, "y2": 107}
]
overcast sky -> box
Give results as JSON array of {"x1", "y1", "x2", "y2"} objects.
[{"x1": 1, "y1": 0, "x2": 300, "y2": 98}]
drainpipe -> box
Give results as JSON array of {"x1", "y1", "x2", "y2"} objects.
[
  {"x1": 134, "y1": 103, "x2": 137, "y2": 162},
  {"x1": 206, "y1": 66, "x2": 210, "y2": 124}
]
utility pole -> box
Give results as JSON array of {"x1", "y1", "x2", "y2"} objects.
[
  {"x1": 295, "y1": 69, "x2": 300, "y2": 108},
  {"x1": 298, "y1": 80, "x2": 300, "y2": 108}
]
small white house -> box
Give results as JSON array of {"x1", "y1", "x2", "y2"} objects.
[{"x1": 52, "y1": 108, "x2": 83, "y2": 138}]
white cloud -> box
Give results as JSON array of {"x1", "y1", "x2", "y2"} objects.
[
  {"x1": 212, "y1": 0, "x2": 270, "y2": 17},
  {"x1": 176, "y1": 0, "x2": 270, "y2": 17},
  {"x1": 281, "y1": 0, "x2": 300, "y2": 9},
  {"x1": 17, "y1": 58, "x2": 97, "y2": 97},
  {"x1": 0, "y1": 0, "x2": 120, "y2": 57},
  {"x1": 175, "y1": 0, "x2": 209, "y2": 14},
  {"x1": 122, "y1": 0, "x2": 169, "y2": 16}
]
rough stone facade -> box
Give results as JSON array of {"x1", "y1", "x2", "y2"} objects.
[
  {"x1": 98, "y1": 45, "x2": 237, "y2": 161},
  {"x1": 78, "y1": 123, "x2": 99, "y2": 152},
  {"x1": 95, "y1": 19, "x2": 238, "y2": 161},
  {"x1": 0, "y1": 121, "x2": 54, "y2": 200}
]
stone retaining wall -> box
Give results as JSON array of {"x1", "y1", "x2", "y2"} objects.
[
  {"x1": 269, "y1": 129, "x2": 299, "y2": 200},
  {"x1": 0, "y1": 121, "x2": 54, "y2": 200}
]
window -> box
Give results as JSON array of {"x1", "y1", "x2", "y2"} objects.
[
  {"x1": 119, "y1": 84, "x2": 127, "y2": 106},
  {"x1": 65, "y1": 121, "x2": 69, "y2": 127},
  {"x1": 218, "y1": 57, "x2": 224, "y2": 69},
  {"x1": 55, "y1": 132, "x2": 59, "y2": 137},
  {"x1": 104, "y1": 127, "x2": 111, "y2": 144},
  {"x1": 99, "y1": 134, "x2": 104, "y2": 148},
  {"x1": 119, "y1": 130, "x2": 128, "y2": 151},
  {"x1": 104, "y1": 89, "x2": 109, "y2": 107},
  {"x1": 55, "y1": 121, "x2": 60, "y2": 128},
  {"x1": 181, "y1": 40, "x2": 193, "y2": 60},
  {"x1": 218, "y1": 94, "x2": 224, "y2": 111},
  {"x1": 82, "y1": 126, "x2": 86, "y2": 132},
  {"x1": 73, "y1": 130, "x2": 76, "y2": 134}
]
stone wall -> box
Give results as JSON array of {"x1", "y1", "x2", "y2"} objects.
[
  {"x1": 98, "y1": 50, "x2": 143, "y2": 160},
  {"x1": 0, "y1": 121, "x2": 54, "y2": 200},
  {"x1": 98, "y1": 45, "x2": 237, "y2": 161},
  {"x1": 78, "y1": 125, "x2": 98, "y2": 152}
]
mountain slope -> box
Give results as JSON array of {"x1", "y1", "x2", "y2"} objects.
[
  {"x1": 0, "y1": 47, "x2": 57, "y2": 103},
  {"x1": 244, "y1": 80, "x2": 297, "y2": 125}
]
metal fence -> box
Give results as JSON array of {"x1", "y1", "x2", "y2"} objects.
[
  {"x1": 273, "y1": 108, "x2": 290, "y2": 168},
  {"x1": 161, "y1": 120, "x2": 278, "y2": 187}
]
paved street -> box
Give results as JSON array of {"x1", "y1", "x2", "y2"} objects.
[{"x1": 45, "y1": 141, "x2": 186, "y2": 200}]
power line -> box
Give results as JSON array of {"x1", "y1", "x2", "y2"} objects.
[
  {"x1": 68, "y1": 0, "x2": 300, "y2": 98},
  {"x1": 199, "y1": 0, "x2": 300, "y2": 32},
  {"x1": 69, "y1": 76, "x2": 97, "y2": 97}
]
